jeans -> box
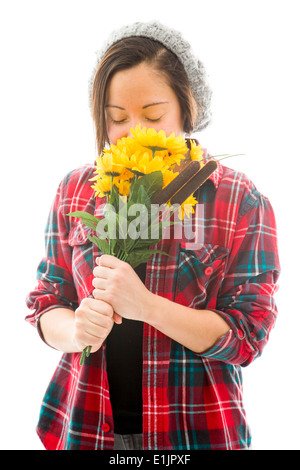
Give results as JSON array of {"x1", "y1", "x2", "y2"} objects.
[{"x1": 114, "y1": 433, "x2": 143, "y2": 450}]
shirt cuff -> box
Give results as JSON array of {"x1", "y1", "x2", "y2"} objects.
[{"x1": 199, "y1": 309, "x2": 257, "y2": 365}]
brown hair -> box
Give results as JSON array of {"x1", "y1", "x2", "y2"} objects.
[{"x1": 91, "y1": 37, "x2": 198, "y2": 154}]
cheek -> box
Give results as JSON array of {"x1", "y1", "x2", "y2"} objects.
[
  {"x1": 158, "y1": 115, "x2": 184, "y2": 137},
  {"x1": 106, "y1": 124, "x2": 128, "y2": 145},
  {"x1": 157, "y1": 104, "x2": 184, "y2": 136}
]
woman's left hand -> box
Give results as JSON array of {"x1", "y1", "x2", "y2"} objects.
[{"x1": 92, "y1": 255, "x2": 153, "y2": 322}]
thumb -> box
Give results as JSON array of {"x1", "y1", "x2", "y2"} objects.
[{"x1": 113, "y1": 312, "x2": 123, "y2": 325}]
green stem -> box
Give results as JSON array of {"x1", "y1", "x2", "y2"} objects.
[
  {"x1": 80, "y1": 179, "x2": 113, "y2": 366},
  {"x1": 216, "y1": 153, "x2": 245, "y2": 161},
  {"x1": 80, "y1": 345, "x2": 91, "y2": 366},
  {"x1": 118, "y1": 249, "x2": 127, "y2": 262},
  {"x1": 202, "y1": 153, "x2": 245, "y2": 163},
  {"x1": 116, "y1": 246, "x2": 122, "y2": 259}
]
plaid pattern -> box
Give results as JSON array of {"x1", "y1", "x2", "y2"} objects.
[{"x1": 25, "y1": 154, "x2": 280, "y2": 450}]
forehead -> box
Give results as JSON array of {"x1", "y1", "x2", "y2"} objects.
[{"x1": 106, "y1": 62, "x2": 175, "y2": 106}]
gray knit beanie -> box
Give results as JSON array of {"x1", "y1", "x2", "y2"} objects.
[{"x1": 89, "y1": 20, "x2": 212, "y2": 132}]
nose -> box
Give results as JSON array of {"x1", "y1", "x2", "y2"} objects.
[
  {"x1": 127, "y1": 128, "x2": 134, "y2": 139},
  {"x1": 127, "y1": 119, "x2": 142, "y2": 138}
]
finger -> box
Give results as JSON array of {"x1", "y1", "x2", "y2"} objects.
[
  {"x1": 92, "y1": 277, "x2": 108, "y2": 290},
  {"x1": 97, "y1": 254, "x2": 124, "y2": 269},
  {"x1": 82, "y1": 297, "x2": 114, "y2": 317},
  {"x1": 87, "y1": 309, "x2": 114, "y2": 327},
  {"x1": 75, "y1": 309, "x2": 112, "y2": 339},
  {"x1": 75, "y1": 326, "x2": 108, "y2": 350},
  {"x1": 93, "y1": 265, "x2": 112, "y2": 279},
  {"x1": 92, "y1": 288, "x2": 109, "y2": 303},
  {"x1": 84, "y1": 316, "x2": 113, "y2": 337}
]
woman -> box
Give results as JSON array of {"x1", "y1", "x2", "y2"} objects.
[{"x1": 26, "y1": 21, "x2": 280, "y2": 450}]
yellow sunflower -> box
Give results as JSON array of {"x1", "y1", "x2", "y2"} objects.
[
  {"x1": 113, "y1": 136, "x2": 143, "y2": 156},
  {"x1": 130, "y1": 152, "x2": 167, "y2": 175},
  {"x1": 91, "y1": 175, "x2": 113, "y2": 198},
  {"x1": 162, "y1": 169, "x2": 179, "y2": 189},
  {"x1": 162, "y1": 152, "x2": 186, "y2": 168},
  {"x1": 177, "y1": 194, "x2": 198, "y2": 220},
  {"x1": 114, "y1": 178, "x2": 131, "y2": 197},
  {"x1": 131, "y1": 124, "x2": 188, "y2": 156},
  {"x1": 94, "y1": 151, "x2": 124, "y2": 178},
  {"x1": 190, "y1": 140, "x2": 205, "y2": 167}
]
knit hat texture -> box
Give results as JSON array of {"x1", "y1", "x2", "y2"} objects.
[{"x1": 89, "y1": 20, "x2": 212, "y2": 132}]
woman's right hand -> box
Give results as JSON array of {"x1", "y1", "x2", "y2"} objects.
[{"x1": 72, "y1": 297, "x2": 119, "y2": 353}]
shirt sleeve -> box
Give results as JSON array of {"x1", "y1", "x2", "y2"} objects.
[
  {"x1": 25, "y1": 178, "x2": 78, "y2": 340},
  {"x1": 201, "y1": 188, "x2": 281, "y2": 366}
]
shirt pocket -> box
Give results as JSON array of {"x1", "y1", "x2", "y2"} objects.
[{"x1": 174, "y1": 243, "x2": 229, "y2": 309}]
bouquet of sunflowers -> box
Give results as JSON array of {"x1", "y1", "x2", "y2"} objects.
[{"x1": 68, "y1": 124, "x2": 219, "y2": 364}]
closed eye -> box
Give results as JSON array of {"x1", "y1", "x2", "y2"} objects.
[
  {"x1": 146, "y1": 115, "x2": 165, "y2": 122},
  {"x1": 109, "y1": 117, "x2": 127, "y2": 125},
  {"x1": 108, "y1": 114, "x2": 165, "y2": 125},
  {"x1": 146, "y1": 117, "x2": 162, "y2": 122}
]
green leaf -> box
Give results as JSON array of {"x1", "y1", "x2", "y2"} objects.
[
  {"x1": 137, "y1": 211, "x2": 177, "y2": 244},
  {"x1": 126, "y1": 167, "x2": 145, "y2": 177},
  {"x1": 109, "y1": 184, "x2": 120, "y2": 208},
  {"x1": 119, "y1": 236, "x2": 137, "y2": 254},
  {"x1": 109, "y1": 237, "x2": 117, "y2": 255},
  {"x1": 137, "y1": 184, "x2": 147, "y2": 204},
  {"x1": 133, "y1": 237, "x2": 161, "y2": 249},
  {"x1": 144, "y1": 145, "x2": 168, "y2": 152},
  {"x1": 129, "y1": 171, "x2": 163, "y2": 204},
  {"x1": 126, "y1": 249, "x2": 169, "y2": 269},
  {"x1": 87, "y1": 235, "x2": 110, "y2": 254},
  {"x1": 81, "y1": 219, "x2": 99, "y2": 230},
  {"x1": 67, "y1": 211, "x2": 100, "y2": 224},
  {"x1": 67, "y1": 211, "x2": 101, "y2": 231}
]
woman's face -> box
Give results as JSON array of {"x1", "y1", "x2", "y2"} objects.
[{"x1": 105, "y1": 62, "x2": 184, "y2": 144}]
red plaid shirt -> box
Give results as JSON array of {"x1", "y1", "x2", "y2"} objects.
[{"x1": 25, "y1": 152, "x2": 280, "y2": 450}]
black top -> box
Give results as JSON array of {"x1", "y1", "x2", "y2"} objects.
[{"x1": 105, "y1": 263, "x2": 146, "y2": 434}]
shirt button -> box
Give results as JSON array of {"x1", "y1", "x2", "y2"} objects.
[
  {"x1": 204, "y1": 266, "x2": 213, "y2": 276},
  {"x1": 101, "y1": 423, "x2": 110, "y2": 433},
  {"x1": 238, "y1": 329, "x2": 244, "y2": 339}
]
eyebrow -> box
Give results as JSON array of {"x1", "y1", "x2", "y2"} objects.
[{"x1": 105, "y1": 101, "x2": 168, "y2": 110}]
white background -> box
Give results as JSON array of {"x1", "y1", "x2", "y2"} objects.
[{"x1": 0, "y1": 0, "x2": 299, "y2": 450}]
